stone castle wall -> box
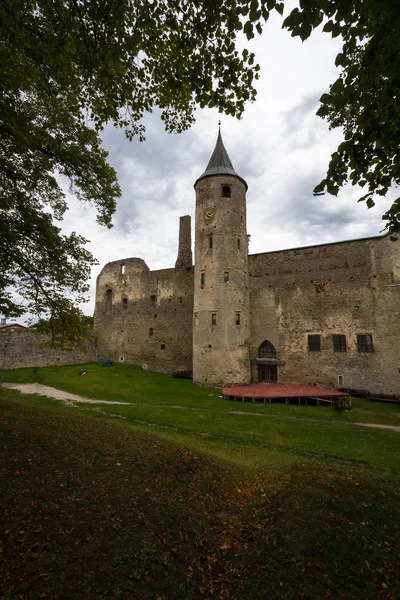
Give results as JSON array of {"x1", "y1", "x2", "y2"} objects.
[
  {"x1": 94, "y1": 257, "x2": 194, "y2": 373},
  {"x1": 0, "y1": 328, "x2": 97, "y2": 370},
  {"x1": 248, "y1": 236, "x2": 400, "y2": 396}
]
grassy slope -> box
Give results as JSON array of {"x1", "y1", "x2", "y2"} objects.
[
  {"x1": 2, "y1": 363, "x2": 400, "y2": 474},
  {"x1": 1, "y1": 363, "x2": 400, "y2": 599}
]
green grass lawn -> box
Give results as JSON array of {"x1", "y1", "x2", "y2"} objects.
[{"x1": 1, "y1": 363, "x2": 400, "y2": 599}]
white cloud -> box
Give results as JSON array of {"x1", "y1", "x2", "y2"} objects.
[{"x1": 55, "y1": 9, "x2": 395, "y2": 318}]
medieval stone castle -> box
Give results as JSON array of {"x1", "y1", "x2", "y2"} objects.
[{"x1": 92, "y1": 130, "x2": 400, "y2": 397}]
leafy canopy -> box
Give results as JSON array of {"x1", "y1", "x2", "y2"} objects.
[
  {"x1": 1, "y1": 0, "x2": 398, "y2": 342},
  {"x1": 0, "y1": 0, "x2": 261, "y2": 339}
]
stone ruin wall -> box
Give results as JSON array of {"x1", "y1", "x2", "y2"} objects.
[
  {"x1": 0, "y1": 328, "x2": 98, "y2": 371},
  {"x1": 94, "y1": 257, "x2": 194, "y2": 373},
  {"x1": 248, "y1": 236, "x2": 400, "y2": 397}
]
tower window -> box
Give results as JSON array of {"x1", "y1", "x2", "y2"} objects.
[
  {"x1": 105, "y1": 289, "x2": 113, "y2": 310},
  {"x1": 308, "y1": 335, "x2": 321, "y2": 352},
  {"x1": 200, "y1": 272, "x2": 205, "y2": 288},
  {"x1": 160, "y1": 343, "x2": 166, "y2": 351},
  {"x1": 338, "y1": 375, "x2": 344, "y2": 386},
  {"x1": 150, "y1": 294, "x2": 157, "y2": 306},
  {"x1": 235, "y1": 313, "x2": 241, "y2": 325},
  {"x1": 237, "y1": 239, "x2": 240, "y2": 250},
  {"x1": 357, "y1": 334, "x2": 373, "y2": 352},
  {"x1": 221, "y1": 185, "x2": 231, "y2": 198},
  {"x1": 121, "y1": 264, "x2": 125, "y2": 275},
  {"x1": 209, "y1": 237, "x2": 213, "y2": 249},
  {"x1": 122, "y1": 298, "x2": 128, "y2": 310},
  {"x1": 224, "y1": 271, "x2": 229, "y2": 283},
  {"x1": 211, "y1": 313, "x2": 217, "y2": 326},
  {"x1": 333, "y1": 334, "x2": 346, "y2": 352}
]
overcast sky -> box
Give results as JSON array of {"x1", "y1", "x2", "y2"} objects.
[{"x1": 56, "y1": 5, "x2": 394, "y2": 318}]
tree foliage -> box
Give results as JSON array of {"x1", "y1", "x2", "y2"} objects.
[
  {"x1": 1, "y1": 0, "x2": 398, "y2": 341},
  {"x1": 277, "y1": 0, "x2": 400, "y2": 238},
  {"x1": 0, "y1": 0, "x2": 261, "y2": 336}
]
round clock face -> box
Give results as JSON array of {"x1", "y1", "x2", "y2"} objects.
[{"x1": 204, "y1": 208, "x2": 215, "y2": 222}]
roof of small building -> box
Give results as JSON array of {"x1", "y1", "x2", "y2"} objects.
[
  {"x1": 194, "y1": 128, "x2": 248, "y2": 190},
  {"x1": 0, "y1": 323, "x2": 26, "y2": 330}
]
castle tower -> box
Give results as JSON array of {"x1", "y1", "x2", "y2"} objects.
[{"x1": 193, "y1": 128, "x2": 250, "y2": 387}]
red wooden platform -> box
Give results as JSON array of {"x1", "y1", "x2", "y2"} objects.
[
  {"x1": 223, "y1": 382, "x2": 347, "y2": 399},
  {"x1": 222, "y1": 383, "x2": 350, "y2": 406}
]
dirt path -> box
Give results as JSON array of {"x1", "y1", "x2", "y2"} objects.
[
  {"x1": 3, "y1": 383, "x2": 400, "y2": 432},
  {"x1": 3, "y1": 383, "x2": 130, "y2": 405}
]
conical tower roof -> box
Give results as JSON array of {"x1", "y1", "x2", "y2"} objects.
[{"x1": 195, "y1": 128, "x2": 248, "y2": 190}]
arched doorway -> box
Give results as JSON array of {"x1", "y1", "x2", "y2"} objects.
[{"x1": 258, "y1": 340, "x2": 278, "y2": 382}]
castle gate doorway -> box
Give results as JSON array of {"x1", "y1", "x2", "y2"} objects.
[{"x1": 257, "y1": 340, "x2": 278, "y2": 383}]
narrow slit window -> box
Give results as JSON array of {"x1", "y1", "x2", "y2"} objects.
[
  {"x1": 333, "y1": 334, "x2": 346, "y2": 352},
  {"x1": 122, "y1": 298, "x2": 128, "y2": 310},
  {"x1": 224, "y1": 271, "x2": 229, "y2": 283},
  {"x1": 200, "y1": 272, "x2": 205, "y2": 287},
  {"x1": 160, "y1": 343, "x2": 166, "y2": 351},
  {"x1": 121, "y1": 264, "x2": 125, "y2": 275},
  {"x1": 357, "y1": 334, "x2": 373, "y2": 352},
  {"x1": 211, "y1": 313, "x2": 217, "y2": 326},
  {"x1": 150, "y1": 294, "x2": 157, "y2": 306},
  {"x1": 308, "y1": 334, "x2": 321, "y2": 352},
  {"x1": 209, "y1": 237, "x2": 213, "y2": 249},
  {"x1": 235, "y1": 313, "x2": 241, "y2": 325},
  {"x1": 338, "y1": 375, "x2": 344, "y2": 386},
  {"x1": 237, "y1": 239, "x2": 240, "y2": 250},
  {"x1": 105, "y1": 289, "x2": 112, "y2": 310},
  {"x1": 221, "y1": 185, "x2": 231, "y2": 198}
]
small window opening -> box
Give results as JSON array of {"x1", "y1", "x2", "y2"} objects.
[
  {"x1": 149, "y1": 327, "x2": 154, "y2": 337},
  {"x1": 122, "y1": 298, "x2": 128, "y2": 310},
  {"x1": 209, "y1": 237, "x2": 213, "y2": 249},
  {"x1": 237, "y1": 239, "x2": 240, "y2": 250},
  {"x1": 221, "y1": 185, "x2": 231, "y2": 198},
  {"x1": 333, "y1": 334, "x2": 346, "y2": 352},
  {"x1": 224, "y1": 271, "x2": 229, "y2": 283},
  {"x1": 211, "y1": 313, "x2": 217, "y2": 326},
  {"x1": 160, "y1": 343, "x2": 166, "y2": 351},
  {"x1": 235, "y1": 313, "x2": 241, "y2": 325},
  {"x1": 241, "y1": 215, "x2": 243, "y2": 223},
  {"x1": 338, "y1": 375, "x2": 344, "y2": 386},
  {"x1": 121, "y1": 264, "x2": 125, "y2": 275},
  {"x1": 200, "y1": 272, "x2": 205, "y2": 288},
  {"x1": 357, "y1": 333, "x2": 373, "y2": 352},
  {"x1": 308, "y1": 334, "x2": 321, "y2": 352},
  {"x1": 150, "y1": 294, "x2": 157, "y2": 306},
  {"x1": 105, "y1": 289, "x2": 113, "y2": 310}
]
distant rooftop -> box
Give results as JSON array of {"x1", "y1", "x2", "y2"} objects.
[{"x1": 195, "y1": 127, "x2": 248, "y2": 190}]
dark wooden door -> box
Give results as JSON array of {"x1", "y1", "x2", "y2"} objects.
[{"x1": 258, "y1": 364, "x2": 277, "y2": 382}]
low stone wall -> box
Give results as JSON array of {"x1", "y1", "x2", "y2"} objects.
[{"x1": 0, "y1": 328, "x2": 98, "y2": 370}]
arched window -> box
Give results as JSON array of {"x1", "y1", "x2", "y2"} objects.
[{"x1": 258, "y1": 340, "x2": 276, "y2": 358}]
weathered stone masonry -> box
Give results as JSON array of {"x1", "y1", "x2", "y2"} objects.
[{"x1": 0, "y1": 328, "x2": 97, "y2": 370}]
